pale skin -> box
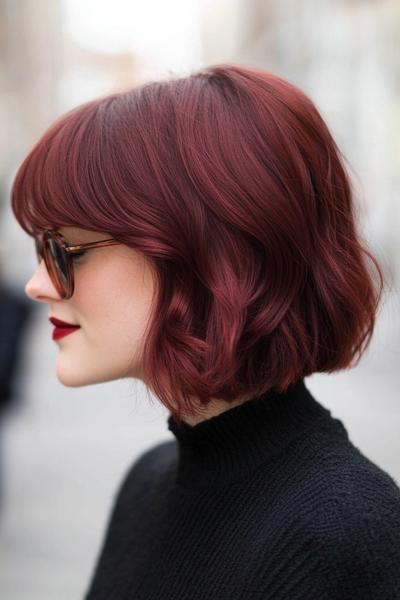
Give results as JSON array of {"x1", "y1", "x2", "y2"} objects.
[{"x1": 25, "y1": 226, "x2": 251, "y2": 426}]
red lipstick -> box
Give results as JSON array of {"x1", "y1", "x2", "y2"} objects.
[{"x1": 49, "y1": 317, "x2": 81, "y2": 341}]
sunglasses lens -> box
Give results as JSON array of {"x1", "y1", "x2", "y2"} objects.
[
  {"x1": 38, "y1": 234, "x2": 72, "y2": 299},
  {"x1": 34, "y1": 238, "x2": 42, "y2": 263}
]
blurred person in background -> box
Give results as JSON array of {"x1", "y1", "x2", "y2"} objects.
[
  {"x1": 0, "y1": 221, "x2": 34, "y2": 507},
  {"x1": 0, "y1": 279, "x2": 33, "y2": 411},
  {"x1": 10, "y1": 64, "x2": 400, "y2": 599}
]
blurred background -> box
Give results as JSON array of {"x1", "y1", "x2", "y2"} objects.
[{"x1": 0, "y1": 0, "x2": 399, "y2": 598}]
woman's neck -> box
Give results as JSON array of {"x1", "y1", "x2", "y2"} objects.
[{"x1": 177, "y1": 393, "x2": 254, "y2": 426}]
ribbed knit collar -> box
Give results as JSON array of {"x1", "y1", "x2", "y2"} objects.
[{"x1": 167, "y1": 379, "x2": 333, "y2": 488}]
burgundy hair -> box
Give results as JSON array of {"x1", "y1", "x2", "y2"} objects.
[{"x1": 11, "y1": 64, "x2": 385, "y2": 422}]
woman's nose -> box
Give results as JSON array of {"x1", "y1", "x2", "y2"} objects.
[{"x1": 25, "y1": 260, "x2": 61, "y2": 302}]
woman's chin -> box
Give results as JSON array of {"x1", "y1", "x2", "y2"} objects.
[
  {"x1": 55, "y1": 360, "x2": 97, "y2": 387},
  {"x1": 54, "y1": 361, "x2": 133, "y2": 387}
]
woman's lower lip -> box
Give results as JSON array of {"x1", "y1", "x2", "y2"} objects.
[{"x1": 52, "y1": 326, "x2": 80, "y2": 341}]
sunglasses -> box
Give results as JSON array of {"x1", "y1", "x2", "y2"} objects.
[{"x1": 34, "y1": 229, "x2": 122, "y2": 299}]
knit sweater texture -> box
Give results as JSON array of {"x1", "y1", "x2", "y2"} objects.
[{"x1": 84, "y1": 379, "x2": 400, "y2": 599}]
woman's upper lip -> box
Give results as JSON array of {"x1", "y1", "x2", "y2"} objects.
[{"x1": 49, "y1": 317, "x2": 80, "y2": 328}]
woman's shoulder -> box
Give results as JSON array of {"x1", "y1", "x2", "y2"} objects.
[
  {"x1": 128, "y1": 438, "x2": 177, "y2": 477},
  {"x1": 247, "y1": 428, "x2": 400, "y2": 597},
  {"x1": 291, "y1": 417, "x2": 400, "y2": 523},
  {"x1": 298, "y1": 443, "x2": 400, "y2": 533},
  {"x1": 111, "y1": 439, "x2": 177, "y2": 505},
  {"x1": 296, "y1": 469, "x2": 400, "y2": 597},
  {"x1": 287, "y1": 432, "x2": 400, "y2": 596},
  {"x1": 308, "y1": 420, "x2": 400, "y2": 504}
]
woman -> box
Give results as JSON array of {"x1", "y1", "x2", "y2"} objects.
[{"x1": 11, "y1": 64, "x2": 400, "y2": 599}]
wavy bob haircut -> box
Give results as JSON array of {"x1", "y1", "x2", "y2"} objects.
[{"x1": 11, "y1": 63, "x2": 384, "y2": 422}]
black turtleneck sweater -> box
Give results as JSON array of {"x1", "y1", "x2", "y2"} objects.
[{"x1": 83, "y1": 379, "x2": 400, "y2": 599}]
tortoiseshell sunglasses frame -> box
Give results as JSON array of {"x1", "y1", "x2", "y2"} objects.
[{"x1": 35, "y1": 229, "x2": 122, "y2": 299}]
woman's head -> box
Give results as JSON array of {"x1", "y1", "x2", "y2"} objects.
[{"x1": 12, "y1": 63, "x2": 384, "y2": 423}]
